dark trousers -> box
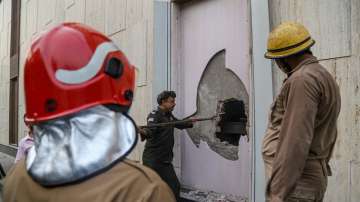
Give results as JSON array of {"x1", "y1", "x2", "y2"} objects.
[{"x1": 143, "y1": 162, "x2": 180, "y2": 201}]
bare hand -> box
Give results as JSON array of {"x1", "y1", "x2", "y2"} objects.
[
  {"x1": 189, "y1": 118, "x2": 197, "y2": 123},
  {"x1": 137, "y1": 127, "x2": 148, "y2": 142}
]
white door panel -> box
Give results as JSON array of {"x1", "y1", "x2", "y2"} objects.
[{"x1": 177, "y1": 0, "x2": 251, "y2": 198}]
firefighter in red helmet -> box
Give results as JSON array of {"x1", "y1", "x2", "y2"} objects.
[{"x1": 4, "y1": 23, "x2": 175, "y2": 202}]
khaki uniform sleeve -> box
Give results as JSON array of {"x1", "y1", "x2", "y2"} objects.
[
  {"x1": 266, "y1": 77, "x2": 320, "y2": 202},
  {"x1": 139, "y1": 181, "x2": 176, "y2": 202}
]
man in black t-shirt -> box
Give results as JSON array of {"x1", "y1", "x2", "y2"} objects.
[{"x1": 141, "y1": 91, "x2": 193, "y2": 201}]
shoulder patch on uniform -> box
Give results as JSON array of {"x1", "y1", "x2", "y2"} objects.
[{"x1": 147, "y1": 117, "x2": 154, "y2": 122}]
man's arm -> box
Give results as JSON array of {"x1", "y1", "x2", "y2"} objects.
[
  {"x1": 267, "y1": 77, "x2": 320, "y2": 202},
  {"x1": 171, "y1": 115, "x2": 194, "y2": 130},
  {"x1": 140, "y1": 111, "x2": 160, "y2": 140}
]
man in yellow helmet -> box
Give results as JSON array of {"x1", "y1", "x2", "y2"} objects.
[{"x1": 262, "y1": 22, "x2": 341, "y2": 202}]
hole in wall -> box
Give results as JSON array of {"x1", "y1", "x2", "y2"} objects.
[{"x1": 185, "y1": 49, "x2": 249, "y2": 160}]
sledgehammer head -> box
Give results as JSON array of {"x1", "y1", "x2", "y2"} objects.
[{"x1": 215, "y1": 98, "x2": 248, "y2": 145}]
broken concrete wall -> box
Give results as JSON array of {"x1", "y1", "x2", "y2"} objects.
[{"x1": 186, "y1": 50, "x2": 249, "y2": 160}]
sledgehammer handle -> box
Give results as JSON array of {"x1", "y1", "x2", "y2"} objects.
[{"x1": 139, "y1": 116, "x2": 215, "y2": 129}]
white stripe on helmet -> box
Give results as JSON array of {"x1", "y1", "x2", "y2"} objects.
[{"x1": 55, "y1": 42, "x2": 119, "y2": 84}]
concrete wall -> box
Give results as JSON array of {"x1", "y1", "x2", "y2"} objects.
[
  {"x1": 0, "y1": 0, "x2": 11, "y2": 144},
  {"x1": 0, "y1": 0, "x2": 154, "y2": 162},
  {"x1": 268, "y1": 0, "x2": 360, "y2": 201}
]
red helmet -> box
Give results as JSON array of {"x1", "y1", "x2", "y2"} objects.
[{"x1": 24, "y1": 23, "x2": 135, "y2": 123}]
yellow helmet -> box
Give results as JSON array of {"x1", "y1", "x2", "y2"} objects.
[{"x1": 265, "y1": 22, "x2": 315, "y2": 59}]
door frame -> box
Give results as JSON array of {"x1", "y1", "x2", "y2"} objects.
[
  {"x1": 154, "y1": 0, "x2": 273, "y2": 201},
  {"x1": 249, "y1": 0, "x2": 273, "y2": 201}
]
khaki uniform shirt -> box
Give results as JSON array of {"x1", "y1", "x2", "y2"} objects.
[
  {"x1": 4, "y1": 159, "x2": 175, "y2": 202},
  {"x1": 262, "y1": 56, "x2": 341, "y2": 202}
]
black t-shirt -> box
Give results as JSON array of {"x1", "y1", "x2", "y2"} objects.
[{"x1": 142, "y1": 107, "x2": 192, "y2": 164}]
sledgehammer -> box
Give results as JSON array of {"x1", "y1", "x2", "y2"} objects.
[{"x1": 139, "y1": 116, "x2": 217, "y2": 129}]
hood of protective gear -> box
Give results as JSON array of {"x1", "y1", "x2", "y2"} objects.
[{"x1": 26, "y1": 105, "x2": 138, "y2": 186}]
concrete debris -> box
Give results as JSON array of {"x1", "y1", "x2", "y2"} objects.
[{"x1": 181, "y1": 188, "x2": 248, "y2": 202}]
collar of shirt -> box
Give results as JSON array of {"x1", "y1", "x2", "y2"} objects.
[
  {"x1": 157, "y1": 106, "x2": 171, "y2": 117},
  {"x1": 288, "y1": 55, "x2": 318, "y2": 76},
  {"x1": 24, "y1": 135, "x2": 34, "y2": 142}
]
